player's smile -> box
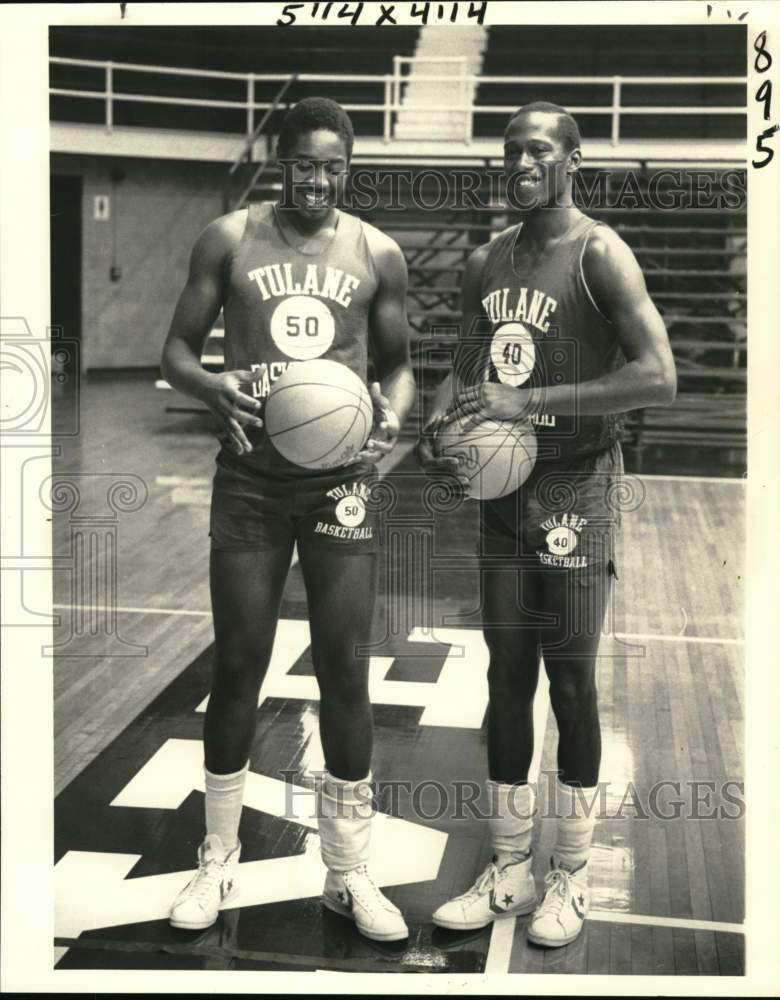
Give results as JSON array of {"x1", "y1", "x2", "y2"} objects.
[
  {"x1": 516, "y1": 172, "x2": 542, "y2": 185},
  {"x1": 502, "y1": 110, "x2": 579, "y2": 212},
  {"x1": 303, "y1": 189, "x2": 329, "y2": 204},
  {"x1": 283, "y1": 128, "x2": 350, "y2": 222},
  {"x1": 300, "y1": 186, "x2": 331, "y2": 212}
]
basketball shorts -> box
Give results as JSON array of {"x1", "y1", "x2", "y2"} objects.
[
  {"x1": 209, "y1": 450, "x2": 380, "y2": 555},
  {"x1": 479, "y1": 440, "x2": 624, "y2": 586}
]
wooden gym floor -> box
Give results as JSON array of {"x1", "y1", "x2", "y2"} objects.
[{"x1": 52, "y1": 375, "x2": 744, "y2": 975}]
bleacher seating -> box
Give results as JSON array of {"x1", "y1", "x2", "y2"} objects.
[{"x1": 473, "y1": 25, "x2": 747, "y2": 140}]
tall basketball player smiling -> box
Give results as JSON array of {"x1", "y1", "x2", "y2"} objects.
[{"x1": 161, "y1": 98, "x2": 415, "y2": 943}]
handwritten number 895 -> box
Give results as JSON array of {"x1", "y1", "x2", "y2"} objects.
[{"x1": 753, "y1": 31, "x2": 776, "y2": 169}]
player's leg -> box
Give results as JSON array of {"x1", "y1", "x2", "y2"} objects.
[
  {"x1": 170, "y1": 461, "x2": 296, "y2": 930},
  {"x1": 294, "y1": 490, "x2": 407, "y2": 942},
  {"x1": 539, "y1": 566, "x2": 610, "y2": 789},
  {"x1": 169, "y1": 542, "x2": 294, "y2": 930},
  {"x1": 204, "y1": 545, "x2": 294, "y2": 775},
  {"x1": 298, "y1": 545, "x2": 376, "y2": 781},
  {"x1": 432, "y1": 513, "x2": 543, "y2": 931},
  {"x1": 527, "y1": 452, "x2": 621, "y2": 947},
  {"x1": 484, "y1": 563, "x2": 543, "y2": 785},
  {"x1": 526, "y1": 561, "x2": 613, "y2": 947}
]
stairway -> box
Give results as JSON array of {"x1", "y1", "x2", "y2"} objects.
[{"x1": 393, "y1": 26, "x2": 487, "y2": 142}]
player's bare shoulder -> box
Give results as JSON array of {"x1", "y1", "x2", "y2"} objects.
[
  {"x1": 583, "y1": 221, "x2": 641, "y2": 278},
  {"x1": 582, "y1": 219, "x2": 650, "y2": 316},
  {"x1": 360, "y1": 217, "x2": 405, "y2": 271},
  {"x1": 463, "y1": 240, "x2": 491, "y2": 289},
  {"x1": 193, "y1": 208, "x2": 248, "y2": 264}
]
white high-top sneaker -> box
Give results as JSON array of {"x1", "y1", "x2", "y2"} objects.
[
  {"x1": 432, "y1": 855, "x2": 537, "y2": 931},
  {"x1": 527, "y1": 858, "x2": 590, "y2": 947},
  {"x1": 169, "y1": 834, "x2": 240, "y2": 930},
  {"x1": 322, "y1": 865, "x2": 409, "y2": 942}
]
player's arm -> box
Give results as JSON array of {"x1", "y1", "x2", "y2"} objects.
[
  {"x1": 160, "y1": 213, "x2": 262, "y2": 455},
  {"x1": 416, "y1": 244, "x2": 490, "y2": 478},
  {"x1": 453, "y1": 229, "x2": 677, "y2": 422},
  {"x1": 355, "y1": 231, "x2": 416, "y2": 464}
]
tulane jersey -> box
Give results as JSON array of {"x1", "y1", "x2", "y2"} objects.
[
  {"x1": 221, "y1": 202, "x2": 380, "y2": 476},
  {"x1": 466, "y1": 214, "x2": 624, "y2": 459}
]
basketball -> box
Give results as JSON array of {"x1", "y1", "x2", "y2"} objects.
[
  {"x1": 264, "y1": 359, "x2": 374, "y2": 469},
  {"x1": 434, "y1": 416, "x2": 538, "y2": 500}
]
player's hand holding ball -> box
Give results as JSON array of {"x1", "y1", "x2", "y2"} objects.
[
  {"x1": 448, "y1": 382, "x2": 532, "y2": 425},
  {"x1": 415, "y1": 414, "x2": 472, "y2": 493},
  {"x1": 203, "y1": 369, "x2": 263, "y2": 456},
  {"x1": 353, "y1": 382, "x2": 400, "y2": 465}
]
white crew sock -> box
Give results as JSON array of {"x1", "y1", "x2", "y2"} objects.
[
  {"x1": 487, "y1": 780, "x2": 535, "y2": 870},
  {"x1": 316, "y1": 771, "x2": 374, "y2": 872},
  {"x1": 552, "y1": 777, "x2": 598, "y2": 872},
  {"x1": 204, "y1": 761, "x2": 248, "y2": 854}
]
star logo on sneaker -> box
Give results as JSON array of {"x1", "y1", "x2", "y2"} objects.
[
  {"x1": 503, "y1": 893, "x2": 514, "y2": 906},
  {"x1": 220, "y1": 878, "x2": 233, "y2": 901},
  {"x1": 488, "y1": 887, "x2": 509, "y2": 915},
  {"x1": 336, "y1": 888, "x2": 353, "y2": 911},
  {"x1": 571, "y1": 894, "x2": 586, "y2": 920}
]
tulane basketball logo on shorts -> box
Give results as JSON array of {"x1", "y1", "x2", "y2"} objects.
[
  {"x1": 314, "y1": 480, "x2": 374, "y2": 541},
  {"x1": 538, "y1": 512, "x2": 588, "y2": 568}
]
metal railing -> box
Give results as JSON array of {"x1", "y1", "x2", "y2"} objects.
[
  {"x1": 224, "y1": 74, "x2": 298, "y2": 212},
  {"x1": 50, "y1": 56, "x2": 747, "y2": 147}
]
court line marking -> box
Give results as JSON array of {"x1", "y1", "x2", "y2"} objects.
[
  {"x1": 608, "y1": 631, "x2": 744, "y2": 647},
  {"x1": 487, "y1": 892, "x2": 743, "y2": 974},
  {"x1": 587, "y1": 910, "x2": 743, "y2": 935},
  {"x1": 53, "y1": 604, "x2": 213, "y2": 617},
  {"x1": 48, "y1": 606, "x2": 746, "y2": 650},
  {"x1": 487, "y1": 908, "x2": 743, "y2": 971},
  {"x1": 638, "y1": 473, "x2": 745, "y2": 485}
]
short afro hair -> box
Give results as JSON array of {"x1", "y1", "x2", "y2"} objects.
[
  {"x1": 505, "y1": 101, "x2": 581, "y2": 153},
  {"x1": 276, "y1": 97, "x2": 355, "y2": 161}
]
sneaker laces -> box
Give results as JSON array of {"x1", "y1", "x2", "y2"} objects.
[
  {"x1": 537, "y1": 867, "x2": 572, "y2": 918},
  {"x1": 183, "y1": 857, "x2": 227, "y2": 906},
  {"x1": 463, "y1": 862, "x2": 499, "y2": 901},
  {"x1": 346, "y1": 864, "x2": 390, "y2": 906}
]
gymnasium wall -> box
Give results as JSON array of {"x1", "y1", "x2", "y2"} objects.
[{"x1": 51, "y1": 153, "x2": 225, "y2": 371}]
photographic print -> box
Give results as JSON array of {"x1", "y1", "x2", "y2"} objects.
[{"x1": 1, "y1": 1, "x2": 778, "y2": 993}]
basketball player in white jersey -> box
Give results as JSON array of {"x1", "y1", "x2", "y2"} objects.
[
  {"x1": 417, "y1": 102, "x2": 676, "y2": 947},
  {"x1": 161, "y1": 98, "x2": 415, "y2": 942}
]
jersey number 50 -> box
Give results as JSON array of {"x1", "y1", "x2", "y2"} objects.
[{"x1": 286, "y1": 316, "x2": 320, "y2": 337}]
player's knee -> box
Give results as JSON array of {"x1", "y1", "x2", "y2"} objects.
[
  {"x1": 548, "y1": 670, "x2": 597, "y2": 717},
  {"x1": 211, "y1": 649, "x2": 266, "y2": 702},
  {"x1": 487, "y1": 652, "x2": 537, "y2": 703},
  {"x1": 318, "y1": 656, "x2": 369, "y2": 704}
]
